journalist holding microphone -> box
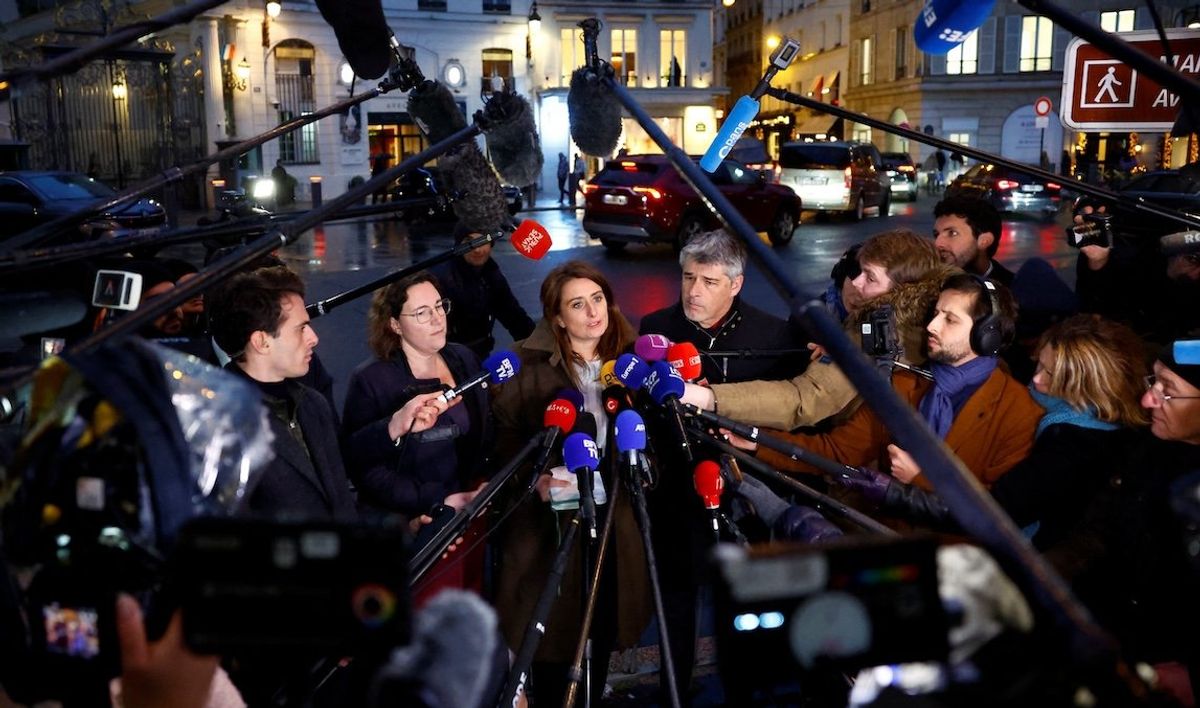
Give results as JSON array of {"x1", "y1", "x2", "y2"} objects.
[{"x1": 491, "y1": 260, "x2": 651, "y2": 706}]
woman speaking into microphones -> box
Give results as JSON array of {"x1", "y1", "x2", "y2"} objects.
[{"x1": 491, "y1": 260, "x2": 651, "y2": 707}]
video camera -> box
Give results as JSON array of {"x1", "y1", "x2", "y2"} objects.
[{"x1": 1065, "y1": 211, "x2": 1114, "y2": 249}]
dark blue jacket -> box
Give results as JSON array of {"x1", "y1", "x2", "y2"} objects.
[{"x1": 432, "y1": 257, "x2": 535, "y2": 360}]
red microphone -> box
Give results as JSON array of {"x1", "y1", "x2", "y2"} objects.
[
  {"x1": 510, "y1": 219, "x2": 552, "y2": 260},
  {"x1": 532, "y1": 398, "x2": 577, "y2": 476},
  {"x1": 667, "y1": 341, "x2": 703, "y2": 382},
  {"x1": 693, "y1": 460, "x2": 725, "y2": 511}
]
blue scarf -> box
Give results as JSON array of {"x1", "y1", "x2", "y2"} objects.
[
  {"x1": 918, "y1": 356, "x2": 998, "y2": 439},
  {"x1": 822, "y1": 282, "x2": 849, "y2": 322},
  {"x1": 1029, "y1": 388, "x2": 1119, "y2": 438}
]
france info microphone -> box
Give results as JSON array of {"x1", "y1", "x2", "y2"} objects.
[
  {"x1": 614, "y1": 353, "x2": 652, "y2": 390},
  {"x1": 478, "y1": 90, "x2": 544, "y2": 187},
  {"x1": 693, "y1": 460, "x2": 725, "y2": 534},
  {"x1": 645, "y1": 360, "x2": 693, "y2": 462},
  {"x1": 563, "y1": 431, "x2": 602, "y2": 536},
  {"x1": 699, "y1": 36, "x2": 801, "y2": 173},
  {"x1": 509, "y1": 219, "x2": 552, "y2": 260},
  {"x1": 914, "y1": 0, "x2": 998, "y2": 55},
  {"x1": 1160, "y1": 230, "x2": 1200, "y2": 257},
  {"x1": 437, "y1": 350, "x2": 520, "y2": 403},
  {"x1": 666, "y1": 341, "x2": 703, "y2": 382},
  {"x1": 634, "y1": 333, "x2": 672, "y2": 362},
  {"x1": 614, "y1": 409, "x2": 647, "y2": 467}
]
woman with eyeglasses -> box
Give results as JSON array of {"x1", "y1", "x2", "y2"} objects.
[{"x1": 341, "y1": 271, "x2": 493, "y2": 595}]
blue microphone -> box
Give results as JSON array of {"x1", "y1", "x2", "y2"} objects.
[
  {"x1": 437, "y1": 350, "x2": 520, "y2": 403},
  {"x1": 913, "y1": 0, "x2": 998, "y2": 55},
  {"x1": 700, "y1": 95, "x2": 760, "y2": 173},
  {"x1": 645, "y1": 361, "x2": 693, "y2": 462},
  {"x1": 614, "y1": 410, "x2": 647, "y2": 456},
  {"x1": 614, "y1": 352, "x2": 652, "y2": 390},
  {"x1": 563, "y1": 431, "x2": 601, "y2": 536}
]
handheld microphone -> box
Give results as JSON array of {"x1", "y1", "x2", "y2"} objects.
[
  {"x1": 1160, "y1": 230, "x2": 1200, "y2": 257},
  {"x1": 437, "y1": 350, "x2": 520, "y2": 403},
  {"x1": 614, "y1": 353, "x2": 652, "y2": 390},
  {"x1": 567, "y1": 66, "x2": 624, "y2": 158},
  {"x1": 634, "y1": 333, "x2": 672, "y2": 362},
  {"x1": 478, "y1": 90, "x2": 544, "y2": 188},
  {"x1": 699, "y1": 36, "x2": 801, "y2": 173},
  {"x1": 913, "y1": 0, "x2": 998, "y2": 55},
  {"x1": 666, "y1": 341, "x2": 703, "y2": 382},
  {"x1": 314, "y1": 0, "x2": 392, "y2": 79},
  {"x1": 562, "y1": 431, "x2": 602, "y2": 537},
  {"x1": 645, "y1": 361, "x2": 694, "y2": 462},
  {"x1": 599, "y1": 360, "x2": 621, "y2": 388},
  {"x1": 531, "y1": 398, "x2": 578, "y2": 480},
  {"x1": 693, "y1": 460, "x2": 725, "y2": 536},
  {"x1": 614, "y1": 409, "x2": 647, "y2": 469},
  {"x1": 509, "y1": 219, "x2": 552, "y2": 260}
]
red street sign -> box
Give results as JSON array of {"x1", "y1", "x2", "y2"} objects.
[
  {"x1": 1062, "y1": 28, "x2": 1200, "y2": 131},
  {"x1": 1034, "y1": 96, "x2": 1052, "y2": 116}
]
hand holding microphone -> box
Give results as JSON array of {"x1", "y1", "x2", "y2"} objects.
[
  {"x1": 389, "y1": 390, "x2": 452, "y2": 443},
  {"x1": 437, "y1": 350, "x2": 521, "y2": 404}
]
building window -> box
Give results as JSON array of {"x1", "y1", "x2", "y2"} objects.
[
  {"x1": 418, "y1": 0, "x2": 446, "y2": 9},
  {"x1": 482, "y1": 0, "x2": 510, "y2": 12},
  {"x1": 946, "y1": 31, "x2": 978, "y2": 74},
  {"x1": 947, "y1": 131, "x2": 971, "y2": 146},
  {"x1": 1100, "y1": 9, "x2": 1135, "y2": 32},
  {"x1": 481, "y1": 48, "x2": 514, "y2": 96},
  {"x1": 274, "y1": 40, "x2": 319, "y2": 164},
  {"x1": 859, "y1": 36, "x2": 873, "y2": 85},
  {"x1": 1019, "y1": 16, "x2": 1053, "y2": 71},
  {"x1": 894, "y1": 26, "x2": 908, "y2": 80},
  {"x1": 660, "y1": 30, "x2": 686, "y2": 87},
  {"x1": 561, "y1": 27, "x2": 583, "y2": 86},
  {"x1": 612, "y1": 29, "x2": 638, "y2": 86}
]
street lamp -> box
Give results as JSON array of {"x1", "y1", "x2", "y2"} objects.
[
  {"x1": 527, "y1": 1, "x2": 541, "y2": 63},
  {"x1": 227, "y1": 57, "x2": 251, "y2": 91},
  {"x1": 266, "y1": 0, "x2": 281, "y2": 18},
  {"x1": 111, "y1": 74, "x2": 127, "y2": 100}
]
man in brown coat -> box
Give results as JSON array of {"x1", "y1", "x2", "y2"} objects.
[{"x1": 747, "y1": 274, "x2": 1041, "y2": 490}]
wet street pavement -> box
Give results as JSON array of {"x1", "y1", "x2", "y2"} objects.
[{"x1": 187, "y1": 195, "x2": 1079, "y2": 408}]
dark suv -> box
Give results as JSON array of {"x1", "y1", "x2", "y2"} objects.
[{"x1": 582, "y1": 155, "x2": 801, "y2": 252}]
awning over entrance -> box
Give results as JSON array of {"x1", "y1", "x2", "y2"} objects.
[
  {"x1": 808, "y1": 73, "x2": 824, "y2": 96},
  {"x1": 795, "y1": 113, "x2": 837, "y2": 135},
  {"x1": 825, "y1": 70, "x2": 840, "y2": 95}
]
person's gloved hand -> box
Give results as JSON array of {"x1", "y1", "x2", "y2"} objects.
[
  {"x1": 832, "y1": 465, "x2": 893, "y2": 506},
  {"x1": 772, "y1": 505, "x2": 843, "y2": 543}
]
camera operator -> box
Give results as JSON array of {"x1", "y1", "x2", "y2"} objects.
[{"x1": 1074, "y1": 203, "x2": 1200, "y2": 346}]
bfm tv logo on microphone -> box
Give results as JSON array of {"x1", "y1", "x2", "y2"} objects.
[
  {"x1": 582, "y1": 438, "x2": 600, "y2": 464},
  {"x1": 493, "y1": 358, "x2": 518, "y2": 380}
]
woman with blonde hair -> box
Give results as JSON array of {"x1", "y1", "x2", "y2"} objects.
[{"x1": 836, "y1": 313, "x2": 1148, "y2": 549}]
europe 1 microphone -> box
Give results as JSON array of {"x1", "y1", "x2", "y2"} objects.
[
  {"x1": 699, "y1": 36, "x2": 801, "y2": 173},
  {"x1": 562, "y1": 430, "x2": 602, "y2": 538},
  {"x1": 614, "y1": 353, "x2": 652, "y2": 391},
  {"x1": 645, "y1": 360, "x2": 694, "y2": 463},
  {"x1": 437, "y1": 350, "x2": 520, "y2": 404}
]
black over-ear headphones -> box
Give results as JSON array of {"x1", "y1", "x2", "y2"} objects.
[{"x1": 969, "y1": 276, "x2": 1004, "y2": 357}]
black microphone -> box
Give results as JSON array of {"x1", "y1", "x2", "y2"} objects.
[
  {"x1": 644, "y1": 361, "x2": 693, "y2": 463},
  {"x1": 1161, "y1": 230, "x2": 1200, "y2": 257},
  {"x1": 478, "y1": 90, "x2": 544, "y2": 188},
  {"x1": 313, "y1": 0, "x2": 392, "y2": 80},
  {"x1": 602, "y1": 384, "x2": 632, "y2": 417},
  {"x1": 567, "y1": 66, "x2": 623, "y2": 158}
]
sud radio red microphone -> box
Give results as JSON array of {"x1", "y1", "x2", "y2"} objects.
[
  {"x1": 693, "y1": 460, "x2": 725, "y2": 535},
  {"x1": 667, "y1": 341, "x2": 703, "y2": 382},
  {"x1": 531, "y1": 398, "x2": 578, "y2": 477},
  {"x1": 634, "y1": 333, "x2": 672, "y2": 362},
  {"x1": 510, "y1": 219, "x2": 552, "y2": 260}
]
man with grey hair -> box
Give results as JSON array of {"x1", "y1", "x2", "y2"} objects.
[{"x1": 639, "y1": 228, "x2": 805, "y2": 384}]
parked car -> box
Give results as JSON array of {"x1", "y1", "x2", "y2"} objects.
[
  {"x1": 581, "y1": 155, "x2": 802, "y2": 252},
  {"x1": 1106, "y1": 169, "x2": 1200, "y2": 238},
  {"x1": 778, "y1": 140, "x2": 890, "y2": 220},
  {"x1": 0, "y1": 171, "x2": 166, "y2": 242},
  {"x1": 881, "y1": 151, "x2": 919, "y2": 202},
  {"x1": 945, "y1": 163, "x2": 1063, "y2": 220}
]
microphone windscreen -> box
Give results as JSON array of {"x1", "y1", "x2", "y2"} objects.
[
  {"x1": 700, "y1": 94, "x2": 760, "y2": 173},
  {"x1": 614, "y1": 410, "x2": 647, "y2": 454},
  {"x1": 1160, "y1": 230, "x2": 1200, "y2": 257},
  {"x1": 913, "y1": 0, "x2": 998, "y2": 55},
  {"x1": 614, "y1": 353, "x2": 651, "y2": 390},
  {"x1": 692, "y1": 460, "x2": 724, "y2": 510},
  {"x1": 555, "y1": 387, "x2": 586, "y2": 410},
  {"x1": 599, "y1": 360, "x2": 620, "y2": 388},
  {"x1": 480, "y1": 91, "x2": 544, "y2": 187},
  {"x1": 1175, "y1": 340, "x2": 1200, "y2": 366},
  {"x1": 634, "y1": 333, "x2": 672, "y2": 362},
  {"x1": 568, "y1": 67, "x2": 623, "y2": 158},
  {"x1": 646, "y1": 360, "x2": 685, "y2": 404},
  {"x1": 667, "y1": 341, "x2": 703, "y2": 382},
  {"x1": 314, "y1": 0, "x2": 392, "y2": 79},
  {"x1": 509, "y1": 219, "x2": 552, "y2": 260},
  {"x1": 407, "y1": 80, "x2": 469, "y2": 145},
  {"x1": 483, "y1": 350, "x2": 520, "y2": 383},
  {"x1": 573, "y1": 411, "x2": 598, "y2": 439},
  {"x1": 544, "y1": 398, "x2": 578, "y2": 432},
  {"x1": 440, "y1": 145, "x2": 513, "y2": 235},
  {"x1": 563, "y1": 431, "x2": 600, "y2": 472}
]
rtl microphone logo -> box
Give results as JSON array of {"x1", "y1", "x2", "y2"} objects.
[{"x1": 511, "y1": 219, "x2": 552, "y2": 260}]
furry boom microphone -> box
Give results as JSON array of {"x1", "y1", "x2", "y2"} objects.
[
  {"x1": 567, "y1": 66, "x2": 623, "y2": 158},
  {"x1": 313, "y1": 0, "x2": 392, "y2": 80},
  {"x1": 479, "y1": 91, "x2": 544, "y2": 188}
]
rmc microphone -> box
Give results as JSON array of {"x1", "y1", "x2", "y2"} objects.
[
  {"x1": 562, "y1": 430, "x2": 602, "y2": 537},
  {"x1": 437, "y1": 350, "x2": 520, "y2": 403},
  {"x1": 913, "y1": 0, "x2": 998, "y2": 55},
  {"x1": 645, "y1": 360, "x2": 694, "y2": 463},
  {"x1": 700, "y1": 36, "x2": 801, "y2": 173}
]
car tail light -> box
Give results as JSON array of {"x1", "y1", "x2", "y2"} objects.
[
  {"x1": 1045, "y1": 182, "x2": 1062, "y2": 191},
  {"x1": 844, "y1": 166, "x2": 853, "y2": 189},
  {"x1": 582, "y1": 183, "x2": 598, "y2": 194},
  {"x1": 633, "y1": 187, "x2": 662, "y2": 200},
  {"x1": 898, "y1": 165, "x2": 915, "y2": 173},
  {"x1": 995, "y1": 179, "x2": 1019, "y2": 191},
  {"x1": 621, "y1": 161, "x2": 638, "y2": 171}
]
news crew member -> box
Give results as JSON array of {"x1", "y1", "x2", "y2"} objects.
[
  {"x1": 341, "y1": 272, "x2": 492, "y2": 597},
  {"x1": 491, "y1": 261, "x2": 650, "y2": 707},
  {"x1": 432, "y1": 221, "x2": 535, "y2": 360}
]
